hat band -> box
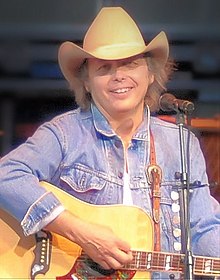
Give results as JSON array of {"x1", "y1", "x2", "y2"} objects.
[{"x1": 87, "y1": 44, "x2": 147, "y2": 59}]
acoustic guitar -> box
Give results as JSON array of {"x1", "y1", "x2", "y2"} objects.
[{"x1": 0, "y1": 181, "x2": 219, "y2": 279}]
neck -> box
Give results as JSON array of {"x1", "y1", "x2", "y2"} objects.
[
  {"x1": 109, "y1": 112, "x2": 143, "y2": 147},
  {"x1": 94, "y1": 103, "x2": 145, "y2": 146}
]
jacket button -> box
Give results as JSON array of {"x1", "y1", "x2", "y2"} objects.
[
  {"x1": 173, "y1": 215, "x2": 180, "y2": 225},
  {"x1": 173, "y1": 228, "x2": 181, "y2": 238},
  {"x1": 171, "y1": 191, "x2": 179, "y2": 201},
  {"x1": 118, "y1": 171, "x2": 123, "y2": 179},
  {"x1": 174, "y1": 242, "x2": 181, "y2": 251},
  {"x1": 115, "y1": 140, "x2": 121, "y2": 148},
  {"x1": 172, "y1": 203, "x2": 180, "y2": 213}
]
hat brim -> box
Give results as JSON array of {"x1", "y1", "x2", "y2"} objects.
[{"x1": 58, "y1": 31, "x2": 169, "y2": 90}]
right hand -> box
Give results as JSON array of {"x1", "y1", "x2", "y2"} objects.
[{"x1": 44, "y1": 210, "x2": 133, "y2": 270}]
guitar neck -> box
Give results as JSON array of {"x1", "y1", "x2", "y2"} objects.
[{"x1": 124, "y1": 250, "x2": 220, "y2": 277}]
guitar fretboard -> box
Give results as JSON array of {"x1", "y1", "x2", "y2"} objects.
[
  {"x1": 123, "y1": 251, "x2": 220, "y2": 276},
  {"x1": 80, "y1": 250, "x2": 220, "y2": 276}
]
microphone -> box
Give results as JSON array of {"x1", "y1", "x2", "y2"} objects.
[{"x1": 159, "y1": 93, "x2": 195, "y2": 113}]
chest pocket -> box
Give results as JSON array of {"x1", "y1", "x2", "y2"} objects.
[{"x1": 59, "y1": 163, "x2": 122, "y2": 204}]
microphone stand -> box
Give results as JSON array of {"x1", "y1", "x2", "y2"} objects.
[{"x1": 175, "y1": 109, "x2": 194, "y2": 280}]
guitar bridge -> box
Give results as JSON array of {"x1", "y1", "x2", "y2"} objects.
[{"x1": 31, "y1": 230, "x2": 52, "y2": 279}]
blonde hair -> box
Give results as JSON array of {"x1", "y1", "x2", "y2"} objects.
[
  {"x1": 72, "y1": 55, "x2": 176, "y2": 112},
  {"x1": 144, "y1": 56, "x2": 176, "y2": 112}
]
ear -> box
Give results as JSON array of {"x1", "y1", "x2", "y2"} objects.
[
  {"x1": 84, "y1": 81, "x2": 90, "y2": 92},
  {"x1": 149, "y1": 73, "x2": 155, "y2": 85}
]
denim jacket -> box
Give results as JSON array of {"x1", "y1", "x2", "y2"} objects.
[{"x1": 0, "y1": 104, "x2": 219, "y2": 279}]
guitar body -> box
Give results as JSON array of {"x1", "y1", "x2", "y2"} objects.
[{"x1": 0, "y1": 181, "x2": 154, "y2": 279}]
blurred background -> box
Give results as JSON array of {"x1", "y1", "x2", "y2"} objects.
[{"x1": 0, "y1": 0, "x2": 219, "y2": 200}]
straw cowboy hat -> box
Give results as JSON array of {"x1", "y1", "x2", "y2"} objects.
[{"x1": 58, "y1": 7, "x2": 169, "y2": 91}]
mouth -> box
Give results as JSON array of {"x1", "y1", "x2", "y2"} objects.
[{"x1": 110, "y1": 87, "x2": 133, "y2": 94}]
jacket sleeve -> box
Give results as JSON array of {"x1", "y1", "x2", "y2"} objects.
[
  {"x1": 0, "y1": 121, "x2": 65, "y2": 235},
  {"x1": 189, "y1": 134, "x2": 220, "y2": 257}
]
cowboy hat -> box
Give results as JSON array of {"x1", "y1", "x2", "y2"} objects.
[{"x1": 58, "y1": 7, "x2": 169, "y2": 91}]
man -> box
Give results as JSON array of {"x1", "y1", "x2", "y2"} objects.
[{"x1": 0, "y1": 7, "x2": 219, "y2": 279}]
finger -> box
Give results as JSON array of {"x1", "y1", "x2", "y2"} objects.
[
  {"x1": 112, "y1": 247, "x2": 133, "y2": 265},
  {"x1": 91, "y1": 248, "x2": 127, "y2": 270},
  {"x1": 92, "y1": 252, "x2": 124, "y2": 270},
  {"x1": 97, "y1": 260, "x2": 112, "y2": 270},
  {"x1": 104, "y1": 255, "x2": 124, "y2": 270},
  {"x1": 116, "y1": 239, "x2": 131, "y2": 254}
]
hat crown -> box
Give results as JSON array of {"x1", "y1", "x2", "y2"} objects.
[{"x1": 83, "y1": 7, "x2": 145, "y2": 54}]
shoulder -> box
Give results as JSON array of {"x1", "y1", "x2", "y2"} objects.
[
  {"x1": 150, "y1": 115, "x2": 198, "y2": 143},
  {"x1": 46, "y1": 107, "x2": 92, "y2": 127},
  {"x1": 53, "y1": 107, "x2": 91, "y2": 121},
  {"x1": 33, "y1": 108, "x2": 92, "y2": 139},
  {"x1": 151, "y1": 115, "x2": 179, "y2": 131}
]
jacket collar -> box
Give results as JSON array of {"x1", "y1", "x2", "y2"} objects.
[{"x1": 91, "y1": 103, "x2": 150, "y2": 141}]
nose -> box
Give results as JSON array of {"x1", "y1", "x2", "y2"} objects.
[{"x1": 112, "y1": 65, "x2": 126, "y2": 81}]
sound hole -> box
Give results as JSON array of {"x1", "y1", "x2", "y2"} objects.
[{"x1": 84, "y1": 258, "x2": 115, "y2": 276}]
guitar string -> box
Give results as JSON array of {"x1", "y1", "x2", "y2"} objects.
[
  {"x1": 58, "y1": 251, "x2": 219, "y2": 275},
  {"x1": 51, "y1": 247, "x2": 220, "y2": 273}
]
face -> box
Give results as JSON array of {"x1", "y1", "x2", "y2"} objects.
[{"x1": 84, "y1": 54, "x2": 154, "y2": 120}]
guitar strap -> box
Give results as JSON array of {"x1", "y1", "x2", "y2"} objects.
[{"x1": 146, "y1": 130, "x2": 162, "y2": 252}]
